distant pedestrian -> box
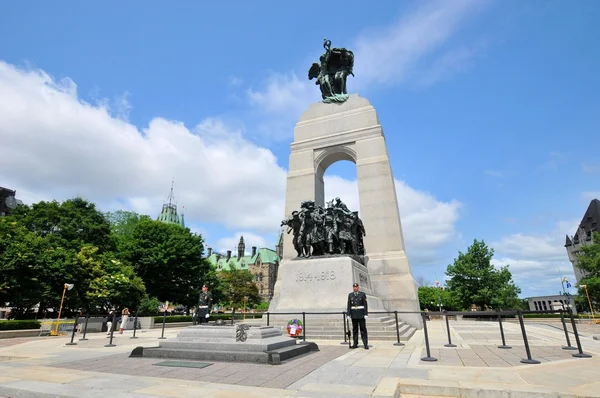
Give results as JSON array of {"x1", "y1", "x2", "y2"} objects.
[
  {"x1": 106, "y1": 311, "x2": 114, "y2": 335},
  {"x1": 119, "y1": 308, "x2": 130, "y2": 334}
]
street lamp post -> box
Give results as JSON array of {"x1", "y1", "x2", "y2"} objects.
[
  {"x1": 51, "y1": 283, "x2": 74, "y2": 336},
  {"x1": 560, "y1": 277, "x2": 571, "y2": 311},
  {"x1": 581, "y1": 284, "x2": 596, "y2": 324}
]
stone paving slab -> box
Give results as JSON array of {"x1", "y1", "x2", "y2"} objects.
[{"x1": 0, "y1": 321, "x2": 600, "y2": 397}]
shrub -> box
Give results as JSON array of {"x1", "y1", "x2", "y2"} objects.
[{"x1": 0, "y1": 320, "x2": 42, "y2": 330}]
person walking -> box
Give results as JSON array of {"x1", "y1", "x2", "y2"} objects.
[
  {"x1": 196, "y1": 285, "x2": 213, "y2": 324},
  {"x1": 105, "y1": 311, "x2": 114, "y2": 336},
  {"x1": 346, "y1": 282, "x2": 369, "y2": 349},
  {"x1": 119, "y1": 308, "x2": 130, "y2": 334}
]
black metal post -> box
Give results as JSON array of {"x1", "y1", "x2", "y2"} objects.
[
  {"x1": 517, "y1": 310, "x2": 539, "y2": 364},
  {"x1": 267, "y1": 312, "x2": 270, "y2": 326},
  {"x1": 65, "y1": 314, "x2": 79, "y2": 346},
  {"x1": 560, "y1": 310, "x2": 576, "y2": 350},
  {"x1": 341, "y1": 311, "x2": 348, "y2": 345},
  {"x1": 443, "y1": 311, "x2": 456, "y2": 347},
  {"x1": 130, "y1": 312, "x2": 139, "y2": 339},
  {"x1": 420, "y1": 312, "x2": 437, "y2": 362},
  {"x1": 104, "y1": 313, "x2": 116, "y2": 347},
  {"x1": 158, "y1": 310, "x2": 167, "y2": 339},
  {"x1": 497, "y1": 312, "x2": 511, "y2": 349},
  {"x1": 393, "y1": 311, "x2": 404, "y2": 346},
  {"x1": 568, "y1": 309, "x2": 592, "y2": 358},
  {"x1": 79, "y1": 314, "x2": 90, "y2": 341},
  {"x1": 302, "y1": 312, "x2": 306, "y2": 342}
]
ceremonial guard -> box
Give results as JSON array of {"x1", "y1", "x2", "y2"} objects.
[
  {"x1": 196, "y1": 284, "x2": 213, "y2": 325},
  {"x1": 346, "y1": 282, "x2": 369, "y2": 349}
]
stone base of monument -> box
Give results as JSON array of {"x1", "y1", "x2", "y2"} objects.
[
  {"x1": 269, "y1": 256, "x2": 383, "y2": 312},
  {"x1": 267, "y1": 256, "x2": 417, "y2": 341},
  {"x1": 131, "y1": 324, "x2": 318, "y2": 365}
]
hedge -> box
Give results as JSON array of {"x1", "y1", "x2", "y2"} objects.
[
  {"x1": 0, "y1": 320, "x2": 42, "y2": 330},
  {"x1": 153, "y1": 313, "x2": 264, "y2": 324}
]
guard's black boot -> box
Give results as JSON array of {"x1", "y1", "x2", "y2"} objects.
[
  {"x1": 364, "y1": 345, "x2": 369, "y2": 350},
  {"x1": 350, "y1": 344, "x2": 358, "y2": 349}
]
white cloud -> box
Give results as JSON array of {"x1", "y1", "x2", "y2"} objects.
[
  {"x1": 582, "y1": 163, "x2": 600, "y2": 174},
  {"x1": 0, "y1": 61, "x2": 287, "y2": 232},
  {"x1": 581, "y1": 192, "x2": 600, "y2": 203},
  {"x1": 490, "y1": 219, "x2": 580, "y2": 296},
  {"x1": 215, "y1": 232, "x2": 273, "y2": 255},
  {"x1": 353, "y1": 0, "x2": 489, "y2": 89},
  {"x1": 246, "y1": 0, "x2": 489, "y2": 122},
  {"x1": 0, "y1": 60, "x2": 461, "y2": 268},
  {"x1": 484, "y1": 170, "x2": 504, "y2": 179},
  {"x1": 324, "y1": 175, "x2": 462, "y2": 265}
]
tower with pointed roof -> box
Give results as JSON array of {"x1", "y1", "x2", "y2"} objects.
[
  {"x1": 565, "y1": 198, "x2": 599, "y2": 282},
  {"x1": 204, "y1": 236, "x2": 280, "y2": 301},
  {"x1": 157, "y1": 180, "x2": 185, "y2": 227}
]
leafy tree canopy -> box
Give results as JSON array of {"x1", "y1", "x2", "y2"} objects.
[
  {"x1": 575, "y1": 231, "x2": 600, "y2": 311},
  {"x1": 218, "y1": 268, "x2": 261, "y2": 311},
  {"x1": 445, "y1": 239, "x2": 521, "y2": 310}
]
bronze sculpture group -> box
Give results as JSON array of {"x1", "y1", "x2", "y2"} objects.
[
  {"x1": 308, "y1": 38, "x2": 354, "y2": 103},
  {"x1": 281, "y1": 197, "x2": 366, "y2": 258}
]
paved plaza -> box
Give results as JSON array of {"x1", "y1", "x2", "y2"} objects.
[{"x1": 0, "y1": 320, "x2": 599, "y2": 397}]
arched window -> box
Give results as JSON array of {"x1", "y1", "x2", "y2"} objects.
[{"x1": 259, "y1": 273, "x2": 263, "y2": 282}]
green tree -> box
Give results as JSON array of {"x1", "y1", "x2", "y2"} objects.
[
  {"x1": 574, "y1": 231, "x2": 600, "y2": 311},
  {"x1": 120, "y1": 219, "x2": 211, "y2": 308},
  {"x1": 80, "y1": 245, "x2": 146, "y2": 312},
  {"x1": 104, "y1": 210, "x2": 151, "y2": 251},
  {"x1": 10, "y1": 197, "x2": 114, "y2": 253},
  {"x1": 218, "y1": 268, "x2": 261, "y2": 311},
  {"x1": 418, "y1": 286, "x2": 460, "y2": 311},
  {"x1": 137, "y1": 295, "x2": 162, "y2": 315},
  {"x1": 445, "y1": 239, "x2": 521, "y2": 310},
  {"x1": 0, "y1": 218, "x2": 49, "y2": 316}
]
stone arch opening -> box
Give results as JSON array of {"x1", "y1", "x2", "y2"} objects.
[{"x1": 313, "y1": 144, "x2": 357, "y2": 207}]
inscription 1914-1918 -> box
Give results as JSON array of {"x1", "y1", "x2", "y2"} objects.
[{"x1": 295, "y1": 270, "x2": 336, "y2": 283}]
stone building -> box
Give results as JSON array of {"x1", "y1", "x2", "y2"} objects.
[
  {"x1": 205, "y1": 236, "x2": 280, "y2": 301},
  {"x1": 565, "y1": 198, "x2": 599, "y2": 283}
]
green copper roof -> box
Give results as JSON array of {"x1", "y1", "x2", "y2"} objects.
[
  {"x1": 206, "y1": 248, "x2": 279, "y2": 271},
  {"x1": 157, "y1": 203, "x2": 185, "y2": 227},
  {"x1": 157, "y1": 182, "x2": 185, "y2": 227}
]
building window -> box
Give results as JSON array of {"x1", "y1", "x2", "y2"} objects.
[
  {"x1": 542, "y1": 301, "x2": 547, "y2": 310},
  {"x1": 259, "y1": 273, "x2": 263, "y2": 282},
  {"x1": 534, "y1": 302, "x2": 539, "y2": 310}
]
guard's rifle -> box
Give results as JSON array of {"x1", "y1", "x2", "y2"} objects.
[{"x1": 345, "y1": 313, "x2": 352, "y2": 348}]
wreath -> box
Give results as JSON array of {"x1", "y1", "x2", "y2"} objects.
[{"x1": 286, "y1": 318, "x2": 303, "y2": 337}]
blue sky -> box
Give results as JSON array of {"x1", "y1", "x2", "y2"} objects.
[{"x1": 1, "y1": 0, "x2": 598, "y2": 299}]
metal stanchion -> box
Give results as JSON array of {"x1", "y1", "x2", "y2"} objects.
[
  {"x1": 497, "y1": 312, "x2": 511, "y2": 349},
  {"x1": 559, "y1": 310, "x2": 576, "y2": 350},
  {"x1": 443, "y1": 311, "x2": 456, "y2": 347},
  {"x1": 65, "y1": 314, "x2": 79, "y2": 346},
  {"x1": 158, "y1": 311, "x2": 167, "y2": 339},
  {"x1": 517, "y1": 310, "x2": 539, "y2": 364},
  {"x1": 79, "y1": 314, "x2": 90, "y2": 341},
  {"x1": 302, "y1": 312, "x2": 306, "y2": 342},
  {"x1": 341, "y1": 311, "x2": 348, "y2": 345},
  {"x1": 130, "y1": 312, "x2": 139, "y2": 339},
  {"x1": 568, "y1": 309, "x2": 592, "y2": 358},
  {"x1": 267, "y1": 312, "x2": 270, "y2": 326},
  {"x1": 104, "y1": 313, "x2": 116, "y2": 347},
  {"x1": 420, "y1": 312, "x2": 437, "y2": 362},
  {"x1": 393, "y1": 311, "x2": 404, "y2": 346}
]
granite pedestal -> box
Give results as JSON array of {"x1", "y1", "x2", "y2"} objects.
[{"x1": 131, "y1": 324, "x2": 318, "y2": 365}]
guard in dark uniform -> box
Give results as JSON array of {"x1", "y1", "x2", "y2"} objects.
[
  {"x1": 347, "y1": 282, "x2": 369, "y2": 349},
  {"x1": 196, "y1": 284, "x2": 213, "y2": 325}
]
